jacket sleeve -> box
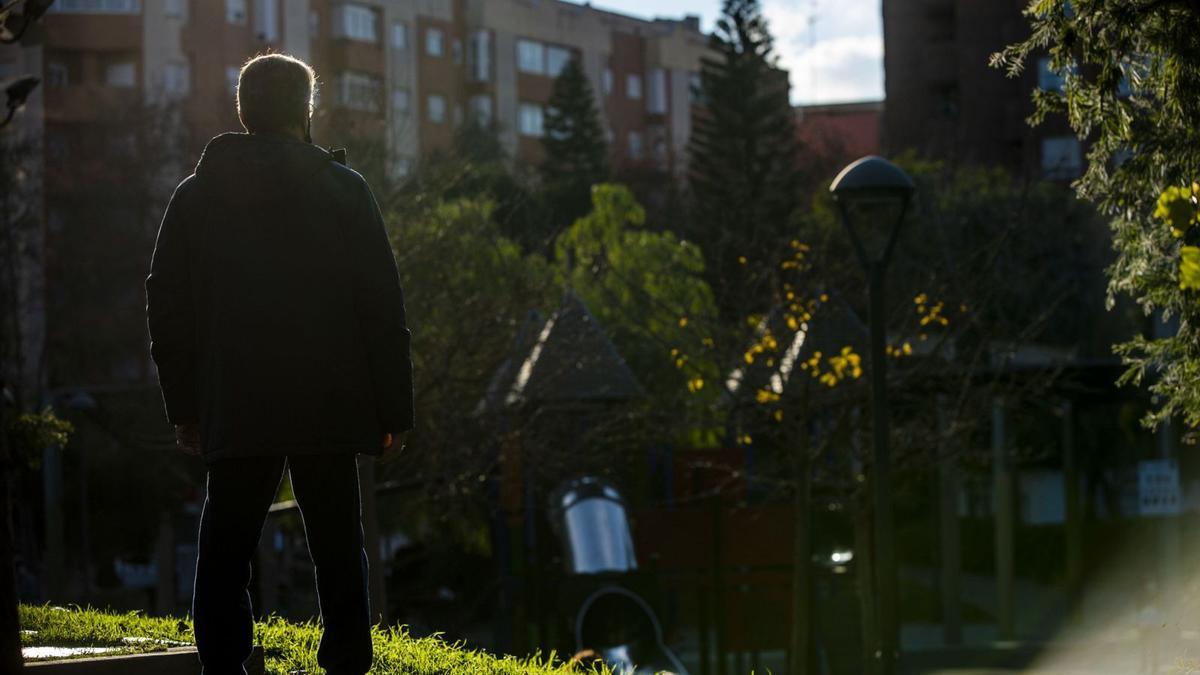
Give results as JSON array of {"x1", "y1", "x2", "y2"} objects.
[
  {"x1": 146, "y1": 176, "x2": 199, "y2": 425},
  {"x1": 348, "y1": 179, "x2": 415, "y2": 433}
]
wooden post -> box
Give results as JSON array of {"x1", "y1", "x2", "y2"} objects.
[
  {"x1": 1157, "y1": 421, "x2": 1180, "y2": 589},
  {"x1": 789, "y1": 424, "x2": 812, "y2": 675},
  {"x1": 712, "y1": 501, "x2": 727, "y2": 675},
  {"x1": 0, "y1": 422, "x2": 22, "y2": 673},
  {"x1": 358, "y1": 456, "x2": 387, "y2": 625},
  {"x1": 1062, "y1": 400, "x2": 1082, "y2": 609},
  {"x1": 42, "y1": 443, "x2": 64, "y2": 600},
  {"x1": 154, "y1": 513, "x2": 175, "y2": 616},
  {"x1": 937, "y1": 399, "x2": 961, "y2": 645},
  {"x1": 992, "y1": 397, "x2": 1015, "y2": 641}
]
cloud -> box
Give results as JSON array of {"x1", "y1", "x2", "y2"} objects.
[{"x1": 762, "y1": 0, "x2": 885, "y2": 104}]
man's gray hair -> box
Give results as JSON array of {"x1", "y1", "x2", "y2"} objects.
[{"x1": 236, "y1": 53, "x2": 316, "y2": 134}]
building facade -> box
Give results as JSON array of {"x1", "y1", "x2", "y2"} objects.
[
  {"x1": 881, "y1": 0, "x2": 1079, "y2": 180},
  {"x1": 30, "y1": 0, "x2": 708, "y2": 178},
  {"x1": 794, "y1": 100, "x2": 883, "y2": 170},
  {"x1": 0, "y1": 0, "x2": 711, "y2": 388}
]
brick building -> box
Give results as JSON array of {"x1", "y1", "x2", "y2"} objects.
[
  {"x1": 0, "y1": 0, "x2": 712, "y2": 387},
  {"x1": 28, "y1": 0, "x2": 708, "y2": 177},
  {"x1": 881, "y1": 0, "x2": 1079, "y2": 180},
  {"x1": 794, "y1": 99, "x2": 883, "y2": 169}
]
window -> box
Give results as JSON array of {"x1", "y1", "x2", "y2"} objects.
[
  {"x1": 47, "y1": 63, "x2": 69, "y2": 88},
  {"x1": 627, "y1": 130, "x2": 643, "y2": 159},
  {"x1": 517, "y1": 39, "x2": 544, "y2": 74},
  {"x1": 338, "y1": 71, "x2": 381, "y2": 111},
  {"x1": 254, "y1": 0, "x2": 278, "y2": 42},
  {"x1": 390, "y1": 157, "x2": 412, "y2": 179},
  {"x1": 334, "y1": 4, "x2": 376, "y2": 42},
  {"x1": 518, "y1": 103, "x2": 543, "y2": 137},
  {"x1": 1042, "y1": 136, "x2": 1082, "y2": 179},
  {"x1": 469, "y1": 94, "x2": 492, "y2": 125},
  {"x1": 226, "y1": 0, "x2": 246, "y2": 24},
  {"x1": 602, "y1": 67, "x2": 613, "y2": 95},
  {"x1": 1038, "y1": 57, "x2": 1065, "y2": 92},
  {"x1": 164, "y1": 60, "x2": 190, "y2": 96},
  {"x1": 105, "y1": 61, "x2": 136, "y2": 87},
  {"x1": 1117, "y1": 57, "x2": 1149, "y2": 97},
  {"x1": 648, "y1": 126, "x2": 668, "y2": 165},
  {"x1": 165, "y1": 0, "x2": 185, "y2": 19},
  {"x1": 426, "y1": 28, "x2": 444, "y2": 56},
  {"x1": 546, "y1": 46, "x2": 571, "y2": 77},
  {"x1": 626, "y1": 73, "x2": 642, "y2": 100},
  {"x1": 452, "y1": 39, "x2": 463, "y2": 65},
  {"x1": 689, "y1": 71, "x2": 703, "y2": 103},
  {"x1": 469, "y1": 30, "x2": 490, "y2": 82},
  {"x1": 427, "y1": 94, "x2": 446, "y2": 123},
  {"x1": 51, "y1": 0, "x2": 141, "y2": 13},
  {"x1": 646, "y1": 68, "x2": 666, "y2": 113},
  {"x1": 392, "y1": 88, "x2": 410, "y2": 115},
  {"x1": 226, "y1": 66, "x2": 240, "y2": 95},
  {"x1": 308, "y1": 9, "x2": 319, "y2": 38},
  {"x1": 391, "y1": 21, "x2": 407, "y2": 49}
]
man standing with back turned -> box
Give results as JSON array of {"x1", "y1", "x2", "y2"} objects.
[{"x1": 146, "y1": 54, "x2": 414, "y2": 675}]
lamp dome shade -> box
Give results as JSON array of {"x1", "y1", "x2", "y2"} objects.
[{"x1": 829, "y1": 155, "x2": 915, "y2": 197}]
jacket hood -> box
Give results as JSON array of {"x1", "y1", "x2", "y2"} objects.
[{"x1": 194, "y1": 132, "x2": 336, "y2": 190}]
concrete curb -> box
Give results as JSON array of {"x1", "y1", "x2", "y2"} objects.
[{"x1": 26, "y1": 645, "x2": 264, "y2": 674}]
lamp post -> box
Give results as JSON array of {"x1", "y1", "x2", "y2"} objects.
[
  {"x1": 829, "y1": 155, "x2": 915, "y2": 675},
  {"x1": 2, "y1": 75, "x2": 38, "y2": 128}
]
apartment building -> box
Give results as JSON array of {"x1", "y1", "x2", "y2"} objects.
[
  {"x1": 881, "y1": 0, "x2": 1078, "y2": 180},
  {"x1": 0, "y1": 0, "x2": 713, "y2": 387},
  {"x1": 30, "y1": 0, "x2": 708, "y2": 178},
  {"x1": 794, "y1": 100, "x2": 882, "y2": 169}
]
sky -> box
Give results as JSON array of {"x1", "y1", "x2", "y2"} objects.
[{"x1": 574, "y1": 0, "x2": 884, "y2": 105}]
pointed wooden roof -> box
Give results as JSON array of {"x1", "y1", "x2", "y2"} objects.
[{"x1": 478, "y1": 291, "x2": 644, "y2": 413}]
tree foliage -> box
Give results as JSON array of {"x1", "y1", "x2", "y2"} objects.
[
  {"x1": 688, "y1": 0, "x2": 805, "y2": 315},
  {"x1": 994, "y1": 0, "x2": 1200, "y2": 435},
  {"x1": 556, "y1": 184, "x2": 723, "y2": 443},
  {"x1": 541, "y1": 58, "x2": 609, "y2": 235}
]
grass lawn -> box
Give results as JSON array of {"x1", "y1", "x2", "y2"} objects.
[{"x1": 20, "y1": 604, "x2": 605, "y2": 674}]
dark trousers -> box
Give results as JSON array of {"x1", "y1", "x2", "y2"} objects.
[{"x1": 193, "y1": 453, "x2": 373, "y2": 675}]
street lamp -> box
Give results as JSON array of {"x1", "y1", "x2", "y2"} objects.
[
  {"x1": 0, "y1": 0, "x2": 56, "y2": 44},
  {"x1": 2, "y1": 75, "x2": 38, "y2": 128},
  {"x1": 829, "y1": 155, "x2": 915, "y2": 675}
]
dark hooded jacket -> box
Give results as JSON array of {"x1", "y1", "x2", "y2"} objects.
[{"x1": 146, "y1": 132, "x2": 414, "y2": 461}]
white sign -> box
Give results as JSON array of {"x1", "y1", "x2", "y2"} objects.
[{"x1": 1139, "y1": 459, "x2": 1181, "y2": 517}]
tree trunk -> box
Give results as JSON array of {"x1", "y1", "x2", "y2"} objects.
[{"x1": 789, "y1": 431, "x2": 812, "y2": 675}]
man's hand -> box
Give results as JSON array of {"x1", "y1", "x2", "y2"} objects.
[
  {"x1": 175, "y1": 423, "x2": 202, "y2": 456},
  {"x1": 381, "y1": 431, "x2": 408, "y2": 461}
]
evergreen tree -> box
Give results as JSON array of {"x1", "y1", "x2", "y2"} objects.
[
  {"x1": 688, "y1": 0, "x2": 804, "y2": 315},
  {"x1": 540, "y1": 57, "x2": 609, "y2": 238}
]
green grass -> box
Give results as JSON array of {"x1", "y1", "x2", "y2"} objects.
[{"x1": 20, "y1": 604, "x2": 607, "y2": 674}]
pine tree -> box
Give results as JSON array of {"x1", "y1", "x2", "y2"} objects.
[
  {"x1": 540, "y1": 57, "x2": 609, "y2": 237},
  {"x1": 688, "y1": 0, "x2": 804, "y2": 315}
]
